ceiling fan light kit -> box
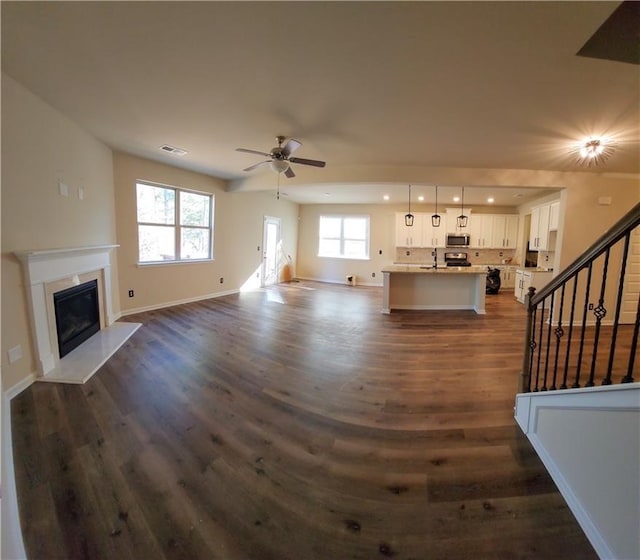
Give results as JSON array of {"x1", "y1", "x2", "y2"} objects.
[{"x1": 236, "y1": 135, "x2": 326, "y2": 178}]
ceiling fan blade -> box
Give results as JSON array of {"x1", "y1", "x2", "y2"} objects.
[
  {"x1": 289, "y1": 157, "x2": 326, "y2": 168},
  {"x1": 243, "y1": 160, "x2": 270, "y2": 172},
  {"x1": 236, "y1": 148, "x2": 271, "y2": 157},
  {"x1": 282, "y1": 139, "x2": 302, "y2": 157},
  {"x1": 284, "y1": 166, "x2": 296, "y2": 178}
]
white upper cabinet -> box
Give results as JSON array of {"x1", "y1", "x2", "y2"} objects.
[
  {"x1": 530, "y1": 203, "x2": 552, "y2": 250},
  {"x1": 492, "y1": 215, "x2": 519, "y2": 249},
  {"x1": 549, "y1": 201, "x2": 560, "y2": 231},
  {"x1": 421, "y1": 213, "x2": 448, "y2": 248},
  {"x1": 395, "y1": 212, "x2": 424, "y2": 247},
  {"x1": 469, "y1": 214, "x2": 494, "y2": 248}
]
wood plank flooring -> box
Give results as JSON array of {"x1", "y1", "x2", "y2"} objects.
[{"x1": 12, "y1": 281, "x2": 598, "y2": 559}]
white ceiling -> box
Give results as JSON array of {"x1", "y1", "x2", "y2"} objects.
[{"x1": 2, "y1": 1, "x2": 638, "y2": 205}]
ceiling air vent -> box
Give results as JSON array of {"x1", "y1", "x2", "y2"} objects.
[{"x1": 159, "y1": 144, "x2": 188, "y2": 156}]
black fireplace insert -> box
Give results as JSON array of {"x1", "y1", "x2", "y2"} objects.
[{"x1": 53, "y1": 279, "x2": 100, "y2": 358}]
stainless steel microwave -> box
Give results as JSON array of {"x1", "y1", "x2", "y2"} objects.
[{"x1": 446, "y1": 233, "x2": 470, "y2": 247}]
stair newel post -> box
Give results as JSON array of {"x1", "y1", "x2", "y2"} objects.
[{"x1": 519, "y1": 286, "x2": 537, "y2": 393}]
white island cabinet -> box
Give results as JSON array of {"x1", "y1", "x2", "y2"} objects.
[{"x1": 381, "y1": 266, "x2": 487, "y2": 314}]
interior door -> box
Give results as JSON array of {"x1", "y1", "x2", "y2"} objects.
[{"x1": 262, "y1": 216, "x2": 281, "y2": 287}]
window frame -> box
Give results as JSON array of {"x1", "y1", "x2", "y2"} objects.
[
  {"x1": 136, "y1": 180, "x2": 214, "y2": 265},
  {"x1": 318, "y1": 214, "x2": 370, "y2": 260}
]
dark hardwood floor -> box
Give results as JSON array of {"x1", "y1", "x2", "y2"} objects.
[{"x1": 12, "y1": 281, "x2": 598, "y2": 559}]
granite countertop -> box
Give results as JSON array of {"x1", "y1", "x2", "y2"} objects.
[{"x1": 382, "y1": 265, "x2": 488, "y2": 274}]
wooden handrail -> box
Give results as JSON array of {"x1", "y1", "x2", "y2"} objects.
[{"x1": 530, "y1": 202, "x2": 640, "y2": 307}]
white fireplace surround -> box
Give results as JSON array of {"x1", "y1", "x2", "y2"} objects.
[{"x1": 15, "y1": 245, "x2": 140, "y2": 384}]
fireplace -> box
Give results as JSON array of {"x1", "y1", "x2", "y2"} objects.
[
  {"x1": 15, "y1": 245, "x2": 141, "y2": 384},
  {"x1": 54, "y1": 279, "x2": 101, "y2": 358}
]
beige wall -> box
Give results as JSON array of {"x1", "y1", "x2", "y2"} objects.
[
  {"x1": 113, "y1": 152, "x2": 299, "y2": 313},
  {"x1": 1, "y1": 74, "x2": 118, "y2": 390}
]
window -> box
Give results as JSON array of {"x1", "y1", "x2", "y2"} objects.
[
  {"x1": 136, "y1": 182, "x2": 214, "y2": 263},
  {"x1": 318, "y1": 215, "x2": 370, "y2": 259}
]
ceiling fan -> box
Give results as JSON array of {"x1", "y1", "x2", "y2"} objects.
[{"x1": 236, "y1": 135, "x2": 326, "y2": 178}]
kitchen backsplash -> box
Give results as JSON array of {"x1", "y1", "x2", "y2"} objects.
[{"x1": 395, "y1": 248, "x2": 518, "y2": 266}]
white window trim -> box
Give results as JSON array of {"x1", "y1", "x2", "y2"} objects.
[
  {"x1": 318, "y1": 214, "x2": 370, "y2": 260},
  {"x1": 136, "y1": 180, "x2": 214, "y2": 265}
]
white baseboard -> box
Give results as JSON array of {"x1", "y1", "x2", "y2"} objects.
[
  {"x1": 295, "y1": 276, "x2": 383, "y2": 288},
  {"x1": 2, "y1": 393, "x2": 28, "y2": 559},
  {"x1": 4, "y1": 374, "x2": 35, "y2": 401},
  {"x1": 120, "y1": 288, "x2": 240, "y2": 316}
]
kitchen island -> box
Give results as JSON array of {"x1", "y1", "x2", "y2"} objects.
[{"x1": 381, "y1": 265, "x2": 487, "y2": 314}]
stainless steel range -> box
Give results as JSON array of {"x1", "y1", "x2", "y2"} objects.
[{"x1": 444, "y1": 252, "x2": 472, "y2": 267}]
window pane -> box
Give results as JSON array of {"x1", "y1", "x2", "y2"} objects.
[
  {"x1": 344, "y1": 218, "x2": 366, "y2": 240},
  {"x1": 137, "y1": 183, "x2": 175, "y2": 224},
  {"x1": 319, "y1": 217, "x2": 342, "y2": 238},
  {"x1": 181, "y1": 227, "x2": 211, "y2": 260},
  {"x1": 344, "y1": 240, "x2": 366, "y2": 257},
  {"x1": 180, "y1": 191, "x2": 210, "y2": 227},
  {"x1": 319, "y1": 239, "x2": 341, "y2": 257},
  {"x1": 138, "y1": 225, "x2": 176, "y2": 262}
]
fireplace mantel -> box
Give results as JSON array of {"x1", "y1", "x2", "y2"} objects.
[{"x1": 15, "y1": 244, "x2": 139, "y2": 383}]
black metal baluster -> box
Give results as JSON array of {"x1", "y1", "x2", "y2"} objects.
[
  {"x1": 552, "y1": 288, "x2": 565, "y2": 390},
  {"x1": 521, "y1": 287, "x2": 537, "y2": 393},
  {"x1": 622, "y1": 293, "x2": 639, "y2": 384},
  {"x1": 575, "y1": 264, "x2": 593, "y2": 388},
  {"x1": 604, "y1": 233, "x2": 630, "y2": 385},
  {"x1": 563, "y1": 276, "x2": 579, "y2": 389},
  {"x1": 537, "y1": 298, "x2": 547, "y2": 391},
  {"x1": 543, "y1": 293, "x2": 555, "y2": 390},
  {"x1": 587, "y1": 250, "x2": 610, "y2": 387}
]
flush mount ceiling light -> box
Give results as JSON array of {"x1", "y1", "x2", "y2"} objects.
[
  {"x1": 572, "y1": 136, "x2": 616, "y2": 167},
  {"x1": 432, "y1": 185, "x2": 441, "y2": 227},
  {"x1": 405, "y1": 184, "x2": 414, "y2": 227},
  {"x1": 456, "y1": 187, "x2": 468, "y2": 228}
]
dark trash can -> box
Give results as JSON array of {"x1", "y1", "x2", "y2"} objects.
[{"x1": 486, "y1": 267, "x2": 501, "y2": 294}]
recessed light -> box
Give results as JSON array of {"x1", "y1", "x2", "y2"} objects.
[
  {"x1": 487, "y1": 197, "x2": 495, "y2": 203},
  {"x1": 453, "y1": 196, "x2": 460, "y2": 202},
  {"x1": 418, "y1": 196, "x2": 424, "y2": 202},
  {"x1": 383, "y1": 195, "x2": 390, "y2": 201}
]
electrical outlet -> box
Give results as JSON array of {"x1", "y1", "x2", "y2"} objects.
[
  {"x1": 544, "y1": 255, "x2": 549, "y2": 261},
  {"x1": 220, "y1": 277, "x2": 224, "y2": 284},
  {"x1": 257, "y1": 246, "x2": 260, "y2": 251},
  {"x1": 406, "y1": 251, "x2": 410, "y2": 256},
  {"x1": 128, "y1": 290, "x2": 134, "y2": 298},
  {"x1": 589, "y1": 303, "x2": 594, "y2": 310},
  {"x1": 379, "y1": 249, "x2": 382, "y2": 255},
  {"x1": 475, "y1": 252, "x2": 479, "y2": 257},
  {"x1": 372, "y1": 272, "x2": 376, "y2": 278}
]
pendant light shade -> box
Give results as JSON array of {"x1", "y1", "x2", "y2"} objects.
[
  {"x1": 456, "y1": 187, "x2": 468, "y2": 228},
  {"x1": 431, "y1": 185, "x2": 441, "y2": 227},
  {"x1": 405, "y1": 184, "x2": 414, "y2": 227}
]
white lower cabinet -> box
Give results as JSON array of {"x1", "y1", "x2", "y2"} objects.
[
  {"x1": 499, "y1": 266, "x2": 516, "y2": 289},
  {"x1": 515, "y1": 269, "x2": 553, "y2": 303}
]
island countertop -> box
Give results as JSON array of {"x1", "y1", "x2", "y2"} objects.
[{"x1": 382, "y1": 264, "x2": 488, "y2": 274}]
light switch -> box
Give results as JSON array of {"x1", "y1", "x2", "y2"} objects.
[
  {"x1": 8, "y1": 345, "x2": 22, "y2": 364},
  {"x1": 78, "y1": 187, "x2": 85, "y2": 200},
  {"x1": 58, "y1": 181, "x2": 69, "y2": 197}
]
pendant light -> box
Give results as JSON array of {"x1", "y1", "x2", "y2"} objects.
[
  {"x1": 431, "y1": 185, "x2": 441, "y2": 227},
  {"x1": 404, "y1": 184, "x2": 414, "y2": 227},
  {"x1": 456, "y1": 186, "x2": 468, "y2": 228}
]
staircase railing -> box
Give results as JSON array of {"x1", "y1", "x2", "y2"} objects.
[{"x1": 519, "y1": 202, "x2": 640, "y2": 393}]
